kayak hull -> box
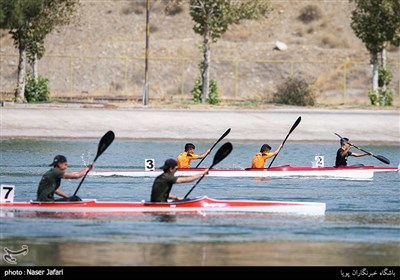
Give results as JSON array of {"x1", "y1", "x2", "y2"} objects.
[
  {"x1": 90, "y1": 166, "x2": 398, "y2": 180},
  {"x1": 0, "y1": 196, "x2": 326, "y2": 216}
]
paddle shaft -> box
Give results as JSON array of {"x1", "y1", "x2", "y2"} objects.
[
  {"x1": 267, "y1": 116, "x2": 301, "y2": 168},
  {"x1": 72, "y1": 169, "x2": 91, "y2": 197},
  {"x1": 334, "y1": 133, "x2": 390, "y2": 164},
  {"x1": 73, "y1": 131, "x2": 115, "y2": 196},
  {"x1": 183, "y1": 172, "x2": 207, "y2": 199},
  {"x1": 184, "y1": 142, "x2": 233, "y2": 199},
  {"x1": 185, "y1": 163, "x2": 218, "y2": 199},
  {"x1": 195, "y1": 128, "x2": 231, "y2": 168},
  {"x1": 72, "y1": 149, "x2": 108, "y2": 196}
]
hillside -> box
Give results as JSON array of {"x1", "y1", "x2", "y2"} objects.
[{"x1": 0, "y1": 0, "x2": 399, "y2": 106}]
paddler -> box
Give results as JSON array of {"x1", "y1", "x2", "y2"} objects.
[
  {"x1": 177, "y1": 143, "x2": 210, "y2": 168},
  {"x1": 36, "y1": 155, "x2": 93, "y2": 201},
  {"x1": 151, "y1": 158, "x2": 208, "y2": 202},
  {"x1": 335, "y1": 137, "x2": 371, "y2": 167},
  {"x1": 251, "y1": 143, "x2": 283, "y2": 168}
]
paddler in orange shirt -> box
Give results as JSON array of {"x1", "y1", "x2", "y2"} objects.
[
  {"x1": 251, "y1": 143, "x2": 283, "y2": 168},
  {"x1": 177, "y1": 143, "x2": 210, "y2": 168}
]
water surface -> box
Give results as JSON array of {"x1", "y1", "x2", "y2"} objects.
[{"x1": 1, "y1": 140, "x2": 399, "y2": 266}]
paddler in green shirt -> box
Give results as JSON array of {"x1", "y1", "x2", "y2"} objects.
[
  {"x1": 36, "y1": 155, "x2": 92, "y2": 201},
  {"x1": 151, "y1": 158, "x2": 208, "y2": 202}
]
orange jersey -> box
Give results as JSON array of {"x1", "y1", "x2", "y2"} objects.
[
  {"x1": 177, "y1": 152, "x2": 199, "y2": 168},
  {"x1": 251, "y1": 152, "x2": 274, "y2": 168}
]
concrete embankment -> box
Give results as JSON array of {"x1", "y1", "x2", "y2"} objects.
[{"x1": 1, "y1": 104, "x2": 399, "y2": 143}]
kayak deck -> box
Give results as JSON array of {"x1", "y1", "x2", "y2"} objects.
[
  {"x1": 89, "y1": 165, "x2": 400, "y2": 179},
  {"x1": 0, "y1": 196, "x2": 326, "y2": 216}
]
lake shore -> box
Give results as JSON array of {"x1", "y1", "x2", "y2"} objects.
[{"x1": 1, "y1": 103, "x2": 399, "y2": 143}]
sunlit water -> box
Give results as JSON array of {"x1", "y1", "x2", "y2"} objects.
[{"x1": 1, "y1": 139, "x2": 399, "y2": 265}]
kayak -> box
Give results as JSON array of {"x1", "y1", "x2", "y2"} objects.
[
  {"x1": 90, "y1": 165, "x2": 398, "y2": 180},
  {"x1": 0, "y1": 196, "x2": 326, "y2": 216}
]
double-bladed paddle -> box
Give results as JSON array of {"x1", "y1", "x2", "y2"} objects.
[
  {"x1": 195, "y1": 128, "x2": 231, "y2": 168},
  {"x1": 267, "y1": 116, "x2": 301, "y2": 168},
  {"x1": 184, "y1": 142, "x2": 233, "y2": 199},
  {"x1": 334, "y1": 133, "x2": 390, "y2": 164},
  {"x1": 73, "y1": 130, "x2": 115, "y2": 196}
]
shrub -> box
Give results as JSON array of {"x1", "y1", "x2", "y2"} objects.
[
  {"x1": 166, "y1": 5, "x2": 183, "y2": 16},
  {"x1": 368, "y1": 89, "x2": 393, "y2": 106},
  {"x1": 298, "y1": 4, "x2": 322, "y2": 24},
  {"x1": 192, "y1": 79, "x2": 202, "y2": 103},
  {"x1": 24, "y1": 73, "x2": 50, "y2": 103},
  {"x1": 272, "y1": 77, "x2": 316, "y2": 106},
  {"x1": 369, "y1": 65, "x2": 393, "y2": 106},
  {"x1": 378, "y1": 66, "x2": 393, "y2": 87},
  {"x1": 191, "y1": 79, "x2": 221, "y2": 104}
]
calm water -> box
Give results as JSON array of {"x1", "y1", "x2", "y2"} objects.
[{"x1": 1, "y1": 139, "x2": 399, "y2": 266}]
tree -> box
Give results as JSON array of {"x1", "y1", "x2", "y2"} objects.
[
  {"x1": 0, "y1": 6, "x2": 4, "y2": 23},
  {"x1": 0, "y1": 0, "x2": 79, "y2": 102},
  {"x1": 0, "y1": 0, "x2": 43, "y2": 102},
  {"x1": 189, "y1": 0, "x2": 271, "y2": 103},
  {"x1": 350, "y1": 0, "x2": 400, "y2": 105},
  {"x1": 27, "y1": 0, "x2": 80, "y2": 81}
]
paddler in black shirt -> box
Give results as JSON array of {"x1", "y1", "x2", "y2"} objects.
[
  {"x1": 335, "y1": 137, "x2": 370, "y2": 167},
  {"x1": 151, "y1": 158, "x2": 208, "y2": 202}
]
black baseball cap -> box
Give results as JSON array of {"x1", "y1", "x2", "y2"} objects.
[
  {"x1": 49, "y1": 155, "x2": 67, "y2": 166},
  {"x1": 160, "y1": 158, "x2": 178, "y2": 170}
]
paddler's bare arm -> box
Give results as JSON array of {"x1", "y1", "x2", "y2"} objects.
[
  {"x1": 198, "y1": 150, "x2": 211, "y2": 159},
  {"x1": 176, "y1": 168, "x2": 209, "y2": 184},
  {"x1": 63, "y1": 164, "x2": 93, "y2": 179},
  {"x1": 55, "y1": 189, "x2": 69, "y2": 199}
]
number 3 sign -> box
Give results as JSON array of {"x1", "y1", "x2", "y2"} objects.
[{"x1": 145, "y1": 159, "x2": 155, "y2": 171}]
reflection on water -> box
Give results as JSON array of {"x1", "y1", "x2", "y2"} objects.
[
  {"x1": 1, "y1": 238, "x2": 399, "y2": 266},
  {"x1": 155, "y1": 214, "x2": 177, "y2": 223}
]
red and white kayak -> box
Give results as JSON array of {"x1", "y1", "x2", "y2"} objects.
[
  {"x1": 90, "y1": 165, "x2": 398, "y2": 180},
  {"x1": 0, "y1": 196, "x2": 326, "y2": 216}
]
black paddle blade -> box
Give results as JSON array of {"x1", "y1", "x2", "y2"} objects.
[
  {"x1": 211, "y1": 142, "x2": 233, "y2": 168},
  {"x1": 289, "y1": 116, "x2": 301, "y2": 134},
  {"x1": 268, "y1": 116, "x2": 301, "y2": 168},
  {"x1": 375, "y1": 155, "x2": 390, "y2": 165},
  {"x1": 219, "y1": 128, "x2": 231, "y2": 142},
  {"x1": 195, "y1": 128, "x2": 231, "y2": 168},
  {"x1": 73, "y1": 131, "x2": 115, "y2": 196},
  {"x1": 94, "y1": 131, "x2": 115, "y2": 162},
  {"x1": 334, "y1": 132, "x2": 344, "y2": 140}
]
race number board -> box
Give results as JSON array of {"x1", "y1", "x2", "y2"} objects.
[{"x1": 1, "y1": 185, "x2": 15, "y2": 203}]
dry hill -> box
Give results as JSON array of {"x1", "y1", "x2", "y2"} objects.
[{"x1": 0, "y1": 0, "x2": 399, "y2": 106}]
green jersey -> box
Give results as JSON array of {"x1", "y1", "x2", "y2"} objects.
[
  {"x1": 150, "y1": 173, "x2": 178, "y2": 202},
  {"x1": 36, "y1": 168, "x2": 65, "y2": 201}
]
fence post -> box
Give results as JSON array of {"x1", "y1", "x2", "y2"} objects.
[
  {"x1": 290, "y1": 62, "x2": 294, "y2": 78},
  {"x1": 124, "y1": 57, "x2": 128, "y2": 96},
  {"x1": 69, "y1": 56, "x2": 73, "y2": 96},
  {"x1": 235, "y1": 61, "x2": 238, "y2": 98},
  {"x1": 343, "y1": 62, "x2": 347, "y2": 104},
  {"x1": 181, "y1": 59, "x2": 185, "y2": 95}
]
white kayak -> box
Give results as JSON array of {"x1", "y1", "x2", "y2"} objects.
[{"x1": 90, "y1": 165, "x2": 398, "y2": 180}]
